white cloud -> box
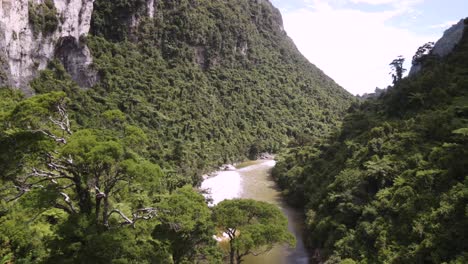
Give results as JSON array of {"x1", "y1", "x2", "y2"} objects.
[
  {"x1": 349, "y1": 0, "x2": 423, "y2": 6},
  {"x1": 429, "y1": 20, "x2": 459, "y2": 29},
  {"x1": 349, "y1": 0, "x2": 424, "y2": 14},
  {"x1": 281, "y1": 0, "x2": 438, "y2": 95}
]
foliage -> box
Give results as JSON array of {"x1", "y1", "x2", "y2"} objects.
[
  {"x1": 0, "y1": 91, "x2": 293, "y2": 263},
  {"x1": 273, "y1": 25, "x2": 468, "y2": 263},
  {"x1": 1, "y1": 0, "x2": 354, "y2": 262},
  {"x1": 28, "y1": 0, "x2": 59, "y2": 36},
  {"x1": 389, "y1": 56, "x2": 406, "y2": 84},
  {"x1": 27, "y1": 0, "x2": 353, "y2": 184},
  {"x1": 0, "y1": 90, "x2": 213, "y2": 263},
  {"x1": 412, "y1": 42, "x2": 435, "y2": 65},
  {"x1": 153, "y1": 186, "x2": 223, "y2": 263},
  {"x1": 213, "y1": 199, "x2": 295, "y2": 264}
]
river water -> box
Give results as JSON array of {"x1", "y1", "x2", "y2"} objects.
[{"x1": 201, "y1": 159, "x2": 310, "y2": 264}]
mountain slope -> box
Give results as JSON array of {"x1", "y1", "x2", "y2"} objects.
[
  {"x1": 273, "y1": 19, "x2": 468, "y2": 263},
  {"x1": 25, "y1": 0, "x2": 353, "y2": 180},
  {"x1": 0, "y1": 1, "x2": 353, "y2": 263}
]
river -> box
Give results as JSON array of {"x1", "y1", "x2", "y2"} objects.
[{"x1": 201, "y1": 159, "x2": 310, "y2": 264}]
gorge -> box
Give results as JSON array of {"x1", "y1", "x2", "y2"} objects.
[
  {"x1": 201, "y1": 159, "x2": 310, "y2": 264},
  {"x1": 0, "y1": 0, "x2": 467, "y2": 263}
]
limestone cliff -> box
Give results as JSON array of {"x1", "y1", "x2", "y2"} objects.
[
  {"x1": 0, "y1": 0, "x2": 96, "y2": 94},
  {"x1": 410, "y1": 18, "x2": 467, "y2": 76},
  {"x1": 432, "y1": 19, "x2": 467, "y2": 57}
]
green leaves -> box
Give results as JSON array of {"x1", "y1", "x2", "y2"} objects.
[
  {"x1": 102, "y1": 109, "x2": 126, "y2": 124},
  {"x1": 452, "y1": 127, "x2": 468, "y2": 137},
  {"x1": 0, "y1": 90, "x2": 181, "y2": 263},
  {"x1": 28, "y1": 0, "x2": 59, "y2": 36},
  {"x1": 213, "y1": 199, "x2": 295, "y2": 263},
  {"x1": 9, "y1": 91, "x2": 67, "y2": 130},
  {"x1": 153, "y1": 186, "x2": 220, "y2": 263},
  {"x1": 273, "y1": 22, "x2": 468, "y2": 263},
  {"x1": 61, "y1": 129, "x2": 98, "y2": 162},
  {"x1": 4, "y1": 0, "x2": 358, "y2": 261},
  {"x1": 79, "y1": 0, "x2": 354, "y2": 177}
]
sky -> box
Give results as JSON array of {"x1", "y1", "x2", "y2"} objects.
[{"x1": 270, "y1": 0, "x2": 468, "y2": 95}]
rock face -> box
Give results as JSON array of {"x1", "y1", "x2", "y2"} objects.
[
  {"x1": 432, "y1": 19, "x2": 466, "y2": 57},
  {"x1": 0, "y1": 0, "x2": 96, "y2": 94},
  {"x1": 410, "y1": 19, "x2": 467, "y2": 76}
]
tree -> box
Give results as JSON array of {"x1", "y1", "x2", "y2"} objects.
[
  {"x1": 1, "y1": 92, "x2": 164, "y2": 228},
  {"x1": 412, "y1": 42, "x2": 435, "y2": 65},
  {"x1": 389, "y1": 56, "x2": 406, "y2": 84},
  {"x1": 153, "y1": 186, "x2": 222, "y2": 263},
  {"x1": 212, "y1": 199, "x2": 295, "y2": 264},
  {"x1": 0, "y1": 91, "x2": 175, "y2": 262}
]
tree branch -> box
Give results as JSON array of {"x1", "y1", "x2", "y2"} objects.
[
  {"x1": 49, "y1": 99, "x2": 72, "y2": 135},
  {"x1": 108, "y1": 209, "x2": 134, "y2": 226},
  {"x1": 107, "y1": 207, "x2": 158, "y2": 228},
  {"x1": 39, "y1": 129, "x2": 67, "y2": 144},
  {"x1": 54, "y1": 203, "x2": 74, "y2": 214},
  {"x1": 60, "y1": 192, "x2": 77, "y2": 214},
  {"x1": 3, "y1": 186, "x2": 28, "y2": 202}
]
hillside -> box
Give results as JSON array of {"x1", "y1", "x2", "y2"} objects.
[
  {"x1": 0, "y1": 0, "x2": 352, "y2": 263},
  {"x1": 1, "y1": 0, "x2": 352, "y2": 180},
  {"x1": 273, "y1": 19, "x2": 468, "y2": 263}
]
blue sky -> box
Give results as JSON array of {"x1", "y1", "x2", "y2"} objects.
[{"x1": 270, "y1": 0, "x2": 467, "y2": 95}]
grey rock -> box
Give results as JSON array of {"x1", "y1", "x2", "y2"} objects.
[
  {"x1": 219, "y1": 164, "x2": 236, "y2": 171},
  {"x1": 432, "y1": 19, "x2": 466, "y2": 57},
  {"x1": 409, "y1": 19, "x2": 466, "y2": 76},
  {"x1": 55, "y1": 37, "x2": 98, "y2": 88},
  {"x1": 0, "y1": 0, "x2": 95, "y2": 94},
  {"x1": 408, "y1": 63, "x2": 422, "y2": 77}
]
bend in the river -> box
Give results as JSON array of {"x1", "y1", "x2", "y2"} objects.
[{"x1": 201, "y1": 159, "x2": 310, "y2": 264}]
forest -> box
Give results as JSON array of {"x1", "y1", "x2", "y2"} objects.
[
  {"x1": 273, "y1": 19, "x2": 468, "y2": 264},
  {"x1": 2, "y1": 0, "x2": 466, "y2": 263},
  {"x1": 1, "y1": 0, "x2": 351, "y2": 263}
]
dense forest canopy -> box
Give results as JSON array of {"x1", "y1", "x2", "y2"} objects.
[
  {"x1": 31, "y1": 0, "x2": 352, "y2": 182},
  {"x1": 5, "y1": 1, "x2": 465, "y2": 264},
  {"x1": 0, "y1": 0, "x2": 352, "y2": 263},
  {"x1": 273, "y1": 19, "x2": 468, "y2": 264}
]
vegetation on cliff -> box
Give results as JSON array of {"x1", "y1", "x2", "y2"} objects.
[
  {"x1": 29, "y1": 0, "x2": 352, "y2": 183},
  {"x1": 0, "y1": 0, "x2": 352, "y2": 263},
  {"x1": 28, "y1": 0, "x2": 59, "y2": 36}
]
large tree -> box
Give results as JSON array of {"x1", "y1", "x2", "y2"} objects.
[
  {"x1": 0, "y1": 91, "x2": 170, "y2": 262},
  {"x1": 389, "y1": 56, "x2": 406, "y2": 84},
  {"x1": 153, "y1": 186, "x2": 222, "y2": 263},
  {"x1": 212, "y1": 199, "x2": 295, "y2": 264},
  {"x1": 0, "y1": 92, "x2": 164, "y2": 228}
]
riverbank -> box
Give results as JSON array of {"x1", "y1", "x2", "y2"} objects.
[{"x1": 200, "y1": 159, "x2": 310, "y2": 264}]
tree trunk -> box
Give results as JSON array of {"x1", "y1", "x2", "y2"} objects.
[
  {"x1": 229, "y1": 240, "x2": 235, "y2": 264},
  {"x1": 236, "y1": 249, "x2": 243, "y2": 264},
  {"x1": 73, "y1": 174, "x2": 92, "y2": 215},
  {"x1": 103, "y1": 195, "x2": 109, "y2": 227},
  {"x1": 95, "y1": 178, "x2": 102, "y2": 224},
  {"x1": 95, "y1": 197, "x2": 102, "y2": 224}
]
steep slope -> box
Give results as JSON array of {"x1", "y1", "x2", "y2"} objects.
[
  {"x1": 18, "y1": 0, "x2": 353, "y2": 180},
  {"x1": 0, "y1": 0, "x2": 96, "y2": 93},
  {"x1": 273, "y1": 19, "x2": 468, "y2": 263},
  {"x1": 0, "y1": 2, "x2": 352, "y2": 262}
]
